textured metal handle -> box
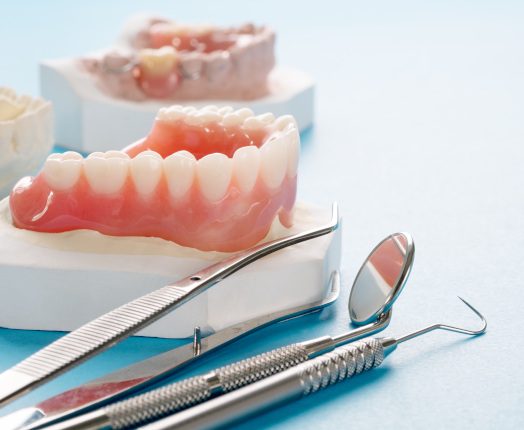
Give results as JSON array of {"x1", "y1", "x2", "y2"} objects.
[
  {"x1": 299, "y1": 338, "x2": 384, "y2": 395},
  {"x1": 105, "y1": 344, "x2": 309, "y2": 429},
  {"x1": 215, "y1": 343, "x2": 309, "y2": 392},
  {"x1": 103, "y1": 340, "x2": 382, "y2": 429},
  {"x1": 120, "y1": 338, "x2": 386, "y2": 430},
  {"x1": 0, "y1": 284, "x2": 191, "y2": 404}
]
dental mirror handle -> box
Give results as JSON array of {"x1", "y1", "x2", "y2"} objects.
[
  {"x1": 0, "y1": 204, "x2": 339, "y2": 409},
  {"x1": 140, "y1": 298, "x2": 487, "y2": 430},
  {"x1": 38, "y1": 311, "x2": 390, "y2": 430}
]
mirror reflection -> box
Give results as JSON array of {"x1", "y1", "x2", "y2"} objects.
[{"x1": 349, "y1": 233, "x2": 410, "y2": 324}]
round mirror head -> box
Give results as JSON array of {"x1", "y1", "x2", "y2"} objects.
[{"x1": 348, "y1": 232, "x2": 414, "y2": 325}]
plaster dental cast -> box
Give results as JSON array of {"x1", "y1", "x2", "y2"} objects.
[
  {"x1": 0, "y1": 87, "x2": 53, "y2": 198},
  {"x1": 40, "y1": 15, "x2": 314, "y2": 152},
  {"x1": 82, "y1": 17, "x2": 275, "y2": 101}
]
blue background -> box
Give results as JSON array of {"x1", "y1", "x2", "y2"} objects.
[{"x1": 1, "y1": 1, "x2": 523, "y2": 428}]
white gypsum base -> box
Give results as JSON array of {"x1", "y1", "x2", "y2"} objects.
[
  {"x1": 40, "y1": 60, "x2": 315, "y2": 153},
  {"x1": 0, "y1": 200, "x2": 341, "y2": 338}
]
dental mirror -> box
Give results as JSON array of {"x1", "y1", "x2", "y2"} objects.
[{"x1": 348, "y1": 232, "x2": 414, "y2": 326}]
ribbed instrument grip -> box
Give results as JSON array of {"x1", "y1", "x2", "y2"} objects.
[
  {"x1": 106, "y1": 376, "x2": 212, "y2": 430},
  {"x1": 299, "y1": 338, "x2": 384, "y2": 395},
  {"x1": 105, "y1": 344, "x2": 309, "y2": 429},
  {"x1": 216, "y1": 343, "x2": 309, "y2": 392},
  {"x1": 11, "y1": 285, "x2": 190, "y2": 384}
]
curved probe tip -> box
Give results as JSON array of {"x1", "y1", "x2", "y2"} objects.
[
  {"x1": 456, "y1": 296, "x2": 487, "y2": 335},
  {"x1": 395, "y1": 296, "x2": 487, "y2": 344}
]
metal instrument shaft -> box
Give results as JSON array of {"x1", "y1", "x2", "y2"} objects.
[
  {"x1": 0, "y1": 203, "x2": 339, "y2": 409},
  {"x1": 139, "y1": 297, "x2": 487, "y2": 430}
]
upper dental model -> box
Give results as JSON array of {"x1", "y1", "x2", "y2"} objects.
[
  {"x1": 81, "y1": 17, "x2": 275, "y2": 101},
  {"x1": 0, "y1": 87, "x2": 53, "y2": 198},
  {"x1": 9, "y1": 106, "x2": 299, "y2": 252}
]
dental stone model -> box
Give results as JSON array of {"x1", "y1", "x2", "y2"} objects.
[
  {"x1": 0, "y1": 87, "x2": 53, "y2": 198},
  {"x1": 82, "y1": 18, "x2": 275, "y2": 101},
  {"x1": 9, "y1": 105, "x2": 299, "y2": 252},
  {"x1": 40, "y1": 14, "x2": 314, "y2": 152},
  {"x1": 0, "y1": 106, "x2": 339, "y2": 338}
]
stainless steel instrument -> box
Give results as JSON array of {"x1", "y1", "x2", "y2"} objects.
[
  {"x1": 0, "y1": 273, "x2": 340, "y2": 430},
  {"x1": 140, "y1": 298, "x2": 487, "y2": 430},
  {"x1": 0, "y1": 203, "x2": 339, "y2": 409},
  {"x1": 37, "y1": 232, "x2": 415, "y2": 430}
]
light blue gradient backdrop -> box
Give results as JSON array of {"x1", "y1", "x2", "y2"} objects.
[{"x1": 1, "y1": 1, "x2": 523, "y2": 428}]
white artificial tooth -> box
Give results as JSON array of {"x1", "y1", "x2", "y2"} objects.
[
  {"x1": 285, "y1": 129, "x2": 300, "y2": 177},
  {"x1": 274, "y1": 115, "x2": 297, "y2": 131},
  {"x1": 233, "y1": 146, "x2": 260, "y2": 194},
  {"x1": 84, "y1": 156, "x2": 128, "y2": 194},
  {"x1": 218, "y1": 106, "x2": 234, "y2": 115},
  {"x1": 185, "y1": 111, "x2": 221, "y2": 125},
  {"x1": 46, "y1": 151, "x2": 82, "y2": 162},
  {"x1": 173, "y1": 150, "x2": 194, "y2": 158},
  {"x1": 61, "y1": 151, "x2": 83, "y2": 161},
  {"x1": 164, "y1": 151, "x2": 196, "y2": 199},
  {"x1": 88, "y1": 152, "x2": 105, "y2": 159},
  {"x1": 158, "y1": 105, "x2": 185, "y2": 121},
  {"x1": 47, "y1": 153, "x2": 62, "y2": 161},
  {"x1": 260, "y1": 138, "x2": 288, "y2": 189},
  {"x1": 184, "y1": 113, "x2": 201, "y2": 126},
  {"x1": 130, "y1": 152, "x2": 163, "y2": 196},
  {"x1": 139, "y1": 150, "x2": 162, "y2": 159},
  {"x1": 0, "y1": 96, "x2": 24, "y2": 121},
  {"x1": 222, "y1": 113, "x2": 243, "y2": 127},
  {"x1": 255, "y1": 113, "x2": 275, "y2": 125},
  {"x1": 243, "y1": 117, "x2": 265, "y2": 130},
  {"x1": 105, "y1": 150, "x2": 130, "y2": 159},
  {"x1": 234, "y1": 108, "x2": 254, "y2": 120},
  {"x1": 43, "y1": 155, "x2": 82, "y2": 191},
  {"x1": 199, "y1": 112, "x2": 222, "y2": 122},
  {"x1": 202, "y1": 105, "x2": 219, "y2": 111},
  {"x1": 87, "y1": 150, "x2": 129, "y2": 160},
  {"x1": 183, "y1": 106, "x2": 197, "y2": 114},
  {"x1": 197, "y1": 153, "x2": 232, "y2": 202}
]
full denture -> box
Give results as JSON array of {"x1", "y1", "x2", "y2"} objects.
[
  {"x1": 9, "y1": 106, "x2": 299, "y2": 252},
  {"x1": 81, "y1": 17, "x2": 275, "y2": 101}
]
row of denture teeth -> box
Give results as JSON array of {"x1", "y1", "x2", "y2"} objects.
[
  {"x1": 43, "y1": 136, "x2": 298, "y2": 202},
  {"x1": 157, "y1": 105, "x2": 297, "y2": 130}
]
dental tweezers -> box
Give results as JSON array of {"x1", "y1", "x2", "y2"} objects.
[
  {"x1": 0, "y1": 203, "x2": 339, "y2": 409},
  {"x1": 1, "y1": 273, "x2": 339, "y2": 430}
]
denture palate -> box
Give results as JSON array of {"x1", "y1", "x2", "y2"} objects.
[
  {"x1": 9, "y1": 106, "x2": 300, "y2": 252},
  {"x1": 84, "y1": 19, "x2": 275, "y2": 101}
]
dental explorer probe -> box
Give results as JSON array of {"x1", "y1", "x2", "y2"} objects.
[
  {"x1": 139, "y1": 297, "x2": 487, "y2": 430},
  {"x1": 34, "y1": 233, "x2": 413, "y2": 430}
]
